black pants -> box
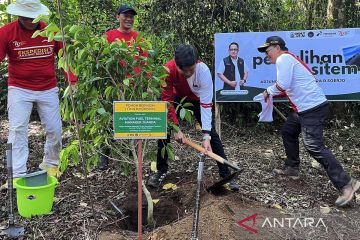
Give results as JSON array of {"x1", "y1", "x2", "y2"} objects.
[
  {"x1": 281, "y1": 103, "x2": 350, "y2": 189},
  {"x1": 157, "y1": 96, "x2": 231, "y2": 178}
]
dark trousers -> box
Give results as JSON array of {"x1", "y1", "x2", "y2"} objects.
[
  {"x1": 281, "y1": 103, "x2": 350, "y2": 189},
  {"x1": 157, "y1": 96, "x2": 231, "y2": 178}
]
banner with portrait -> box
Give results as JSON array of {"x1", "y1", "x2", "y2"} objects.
[{"x1": 214, "y1": 28, "x2": 360, "y2": 102}]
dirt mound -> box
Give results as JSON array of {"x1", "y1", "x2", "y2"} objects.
[{"x1": 1, "y1": 117, "x2": 360, "y2": 239}]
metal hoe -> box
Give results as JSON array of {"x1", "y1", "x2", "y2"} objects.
[
  {"x1": 191, "y1": 154, "x2": 205, "y2": 240},
  {"x1": 1, "y1": 143, "x2": 25, "y2": 238},
  {"x1": 184, "y1": 138, "x2": 242, "y2": 191}
]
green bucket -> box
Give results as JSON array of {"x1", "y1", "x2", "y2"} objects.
[{"x1": 15, "y1": 176, "x2": 58, "y2": 218}]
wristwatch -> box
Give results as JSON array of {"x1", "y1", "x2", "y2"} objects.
[{"x1": 203, "y1": 135, "x2": 211, "y2": 141}]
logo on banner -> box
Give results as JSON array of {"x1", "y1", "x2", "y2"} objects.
[
  {"x1": 290, "y1": 31, "x2": 306, "y2": 38},
  {"x1": 321, "y1": 30, "x2": 338, "y2": 37},
  {"x1": 308, "y1": 31, "x2": 315, "y2": 38},
  {"x1": 237, "y1": 213, "x2": 328, "y2": 234},
  {"x1": 338, "y1": 30, "x2": 350, "y2": 37}
]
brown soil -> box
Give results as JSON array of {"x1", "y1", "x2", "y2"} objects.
[{"x1": 1, "y1": 116, "x2": 360, "y2": 240}]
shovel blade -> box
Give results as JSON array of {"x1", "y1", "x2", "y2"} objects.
[
  {"x1": 206, "y1": 171, "x2": 240, "y2": 193},
  {"x1": 1, "y1": 225, "x2": 25, "y2": 238}
]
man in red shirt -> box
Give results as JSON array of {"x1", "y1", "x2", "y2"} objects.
[
  {"x1": 0, "y1": 0, "x2": 76, "y2": 189},
  {"x1": 148, "y1": 44, "x2": 240, "y2": 191},
  {"x1": 98, "y1": 5, "x2": 147, "y2": 169},
  {"x1": 105, "y1": 5, "x2": 140, "y2": 44}
]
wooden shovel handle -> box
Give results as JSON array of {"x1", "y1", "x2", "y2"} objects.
[
  {"x1": 183, "y1": 138, "x2": 241, "y2": 171},
  {"x1": 183, "y1": 138, "x2": 226, "y2": 164}
]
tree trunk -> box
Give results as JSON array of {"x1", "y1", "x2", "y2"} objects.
[
  {"x1": 326, "y1": 0, "x2": 349, "y2": 118},
  {"x1": 326, "y1": 0, "x2": 347, "y2": 27}
]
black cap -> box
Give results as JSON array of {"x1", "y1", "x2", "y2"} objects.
[
  {"x1": 257, "y1": 36, "x2": 286, "y2": 52},
  {"x1": 117, "y1": 4, "x2": 137, "y2": 15}
]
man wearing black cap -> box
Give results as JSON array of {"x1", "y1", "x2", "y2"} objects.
[
  {"x1": 106, "y1": 4, "x2": 140, "y2": 44},
  {"x1": 147, "y1": 44, "x2": 240, "y2": 191},
  {"x1": 98, "y1": 5, "x2": 148, "y2": 169},
  {"x1": 258, "y1": 36, "x2": 359, "y2": 207}
]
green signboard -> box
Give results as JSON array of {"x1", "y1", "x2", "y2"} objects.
[{"x1": 113, "y1": 101, "x2": 167, "y2": 139}]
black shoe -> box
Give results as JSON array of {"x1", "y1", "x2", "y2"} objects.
[
  {"x1": 98, "y1": 155, "x2": 109, "y2": 170},
  {"x1": 148, "y1": 172, "x2": 167, "y2": 188},
  {"x1": 228, "y1": 179, "x2": 240, "y2": 191},
  {"x1": 273, "y1": 166, "x2": 300, "y2": 180},
  {"x1": 335, "y1": 178, "x2": 360, "y2": 207}
]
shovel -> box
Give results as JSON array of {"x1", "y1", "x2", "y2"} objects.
[
  {"x1": 1, "y1": 143, "x2": 25, "y2": 238},
  {"x1": 183, "y1": 138, "x2": 242, "y2": 191}
]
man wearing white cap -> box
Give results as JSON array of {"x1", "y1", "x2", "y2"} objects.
[{"x1": 0, "y1": 0, "x2": 76, "y2": 189}]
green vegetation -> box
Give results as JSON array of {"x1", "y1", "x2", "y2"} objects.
[{"x1": 0, "y1": 0, "x2": 359, "y2": 168}]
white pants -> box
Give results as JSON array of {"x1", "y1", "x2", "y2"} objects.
[{"x1": 7, "y1": 87, "x2": 62, "y2": 177}]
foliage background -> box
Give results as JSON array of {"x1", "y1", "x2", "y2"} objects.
[
  {"x1": 1, "y1": 0, "x2": 359, "y2": 115},
  {"x1": 0, "y1": 0, "x2": 359, "y2": 167}
]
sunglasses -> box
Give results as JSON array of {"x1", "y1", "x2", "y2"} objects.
[
  {"x1": 19, "y1": 16, "x2": 35, "y2": 21},
  {"x1": 265, "y1": 46, "x2": 276, "y2": 55}
]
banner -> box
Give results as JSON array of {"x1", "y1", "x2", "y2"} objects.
[{"x1": 214, "y1": 28, "x2": 360, "y2": 102}]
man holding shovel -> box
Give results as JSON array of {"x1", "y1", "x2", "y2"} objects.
[
  {"x1": 258, "y1": 36, "x2": 360, "y2": 207},
  {"x1": 0, "y1": 0, "x2": 76, "y2": 189},
  {"x1": 148, "y1": 44, "x2": 240, "y2": 191}
]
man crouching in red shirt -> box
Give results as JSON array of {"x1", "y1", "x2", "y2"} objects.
[{"x1": 148, "y1": 44, "x2": 240, "y2": 191}]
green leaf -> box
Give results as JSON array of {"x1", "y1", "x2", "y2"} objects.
[
  {"x1": 184, "y1": 110, "x2": 192, "y2": 123},
  {"x1": 32, "y1": 14, "x2": 49, "y2": 24},
  {"x1": 32, "y1": 30, "x2": 41, "y2": 38},
  {"x1": 78, "y1": 49, "x2": 88, "y2": 62},
  {"x1": 104, "y1": 86, "x2": 113, "y2": 99},
  {"x1": 57, "y1": 48, "x2": 63, "y2": 58},
  {"x1": 94, "y1": 135, "x2": 103, "y2": 145},
  {"x1": 172, "y1": 124, "x2": 180, "y2": 133},
  {"x1": 47, "y1": 32, "x2": 54, "y2": 42},
  {"x1": 69, "y1": 25, "x2": 80, "y2": 34},
  {"x1": 179, "y1": 108, "x2": 186, "y2": 120},
  {"x1": 142, "y1": 92, "x2": 148, "y2": 99},
  {"x1": 182, "y1": 102, "x2": 193, "y2": 108},
  {"x1": 45, "y1": 22, "x2": 60, "y2": 33},
  {"x1": 63, "y1": 85, "x2": 70, "y2": 98},
  {"x1": 166, "y1": 146, "x2": 175, "y2": 161},
  {"x1": 180, "y1": 96, "x2": 187, "y2": 104},
  {"x1": 123, "y1": 78, "x2": 130, "y2": 86},
  {"x1": 161, "y1": 145, "x2": 166, "y2": 158},
  {"x1": 97, "y1": 108, "x2": 106, "y2": 115}
]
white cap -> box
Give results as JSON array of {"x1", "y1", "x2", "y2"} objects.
[{"x1": 6, "y1": 0, "x2": 49, "y2": 19}]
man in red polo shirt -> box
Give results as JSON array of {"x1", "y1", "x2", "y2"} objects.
[
  {"x1": 98, "y1": 5, "x2": 148, "y2": 169},
  {"x1": 106, "y1": 5, "x2": 141, "y2": 44},
  {"x1": 0, "y1": 0, "x2": 76, "y2": 189}
]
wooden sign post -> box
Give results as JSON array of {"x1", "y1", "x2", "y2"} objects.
[{"x1": 113, "y1": 101, "x2": 167, "y2": 240}]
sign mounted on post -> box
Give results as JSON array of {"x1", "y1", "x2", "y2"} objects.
[
  {"x1": 113, "y1": 101, "x2": 167, "y2": 139},
  {"x1": 214, "y1": 28, "x2": 360, "y2": 102}
]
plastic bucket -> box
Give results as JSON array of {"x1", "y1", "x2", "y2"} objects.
[
  {"x1": 23, "y1": 170, "x2": 48, "y2": 187},
  {"x1": 15, "y1": 176, "x2": 58, "y2": 218}
]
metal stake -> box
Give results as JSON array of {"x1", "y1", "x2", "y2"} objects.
[
  {"x1": 1, "y1": 143, "x2": 25, "y2": 238},
  {"x1": 191, "y1": 154, "x2": 205, "y2": 240}
]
